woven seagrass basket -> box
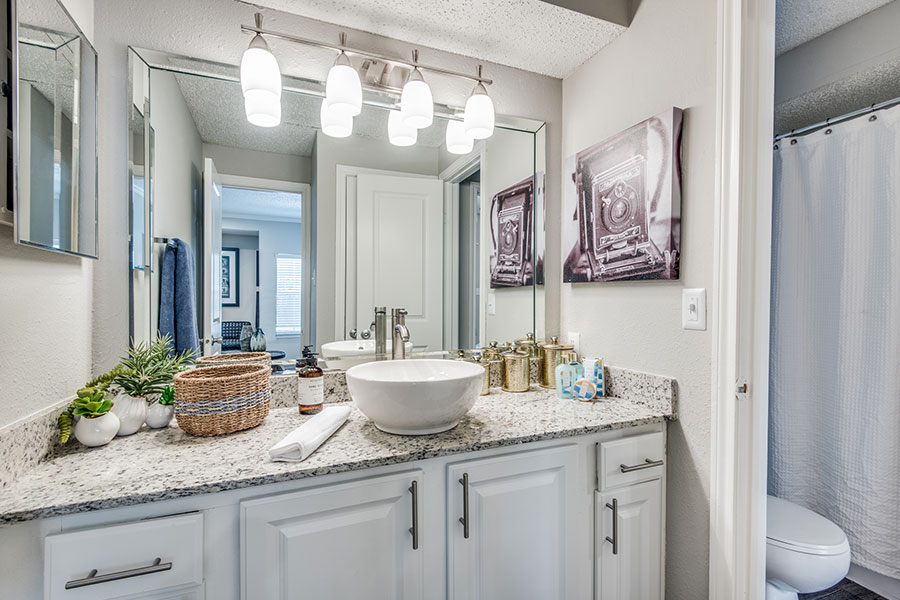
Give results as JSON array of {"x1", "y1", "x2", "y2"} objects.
[
  {"x1": 195, "y1": 352, "x2": 272, "y2": 368},
  {"x1": 173, "y1": 364, "x2": 271, "y2": 436}
]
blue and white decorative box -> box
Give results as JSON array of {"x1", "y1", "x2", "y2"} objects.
[
  {"x1": 572, "y1": 378, "x2": 597, "y2": 401},
  {"x1": 583, "y1": 357, "x2": 605, "y2": 397},
  {"x1": 555, "y1": 361, "x2": 584, "y2": 399}
]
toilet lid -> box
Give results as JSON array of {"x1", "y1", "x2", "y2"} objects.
[{"x1": 767, "y1": 496, "x2": 848, "y2": 553}]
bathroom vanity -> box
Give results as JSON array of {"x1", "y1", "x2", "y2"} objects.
[{"x1": 0, "y1": 370, "x2": 675, "y2": 600}]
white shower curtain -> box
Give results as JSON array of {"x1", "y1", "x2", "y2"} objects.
[{"x1": 769, "y1": 103, "x2": 900, "y2": 578}]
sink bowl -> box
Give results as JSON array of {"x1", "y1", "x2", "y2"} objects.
[
  {"x1": 346, "y1": 359, "x2": 484, "y2": 435},
  {"x1": 320, "y1": 339, "x2": 414, "y2": 369}
]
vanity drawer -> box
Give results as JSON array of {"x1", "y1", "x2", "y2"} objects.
[
  {"x1": 44, "y1": 513, "x2": 203, "y2": 600},
  {"x1": 598, "y1": 432, "x2": 665, "y2": 490}
]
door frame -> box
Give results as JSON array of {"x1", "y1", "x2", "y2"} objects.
[
  {"x1": 709, "y1": 0, "x2": 775, "y2": 598},
  {"x1": 217, "y1": 174, "x2": 312, "y2": 348},
  {"x1": 333, "y1": 165, "x2": 441, "y2": 343}
]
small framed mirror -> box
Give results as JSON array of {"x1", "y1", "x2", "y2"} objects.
[{"x1": 13, "y1": 0, "x2": 98, "y2": 257}]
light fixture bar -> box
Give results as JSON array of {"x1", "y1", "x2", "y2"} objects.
[{"x1": 240, "y1": 23, "x2": 493, "y2": 87}]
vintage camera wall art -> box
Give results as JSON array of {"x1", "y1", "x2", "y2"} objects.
[
  {"x1": 563, "y1": 108, "x2": 683, "y2": 283},
  {"x1": 490, "y1": 173, "x2": 544, "y2": 288}
]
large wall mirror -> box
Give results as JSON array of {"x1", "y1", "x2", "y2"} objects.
[
  {"x1": 129, "y1": 47, "x2": 545, "y2": 365},
  {"x1": 13, "y1": 0, "x2": 98, "y2": 257}
]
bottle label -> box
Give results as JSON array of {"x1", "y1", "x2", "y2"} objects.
[{"x1": 298, "y1": 377, "x2": 324, "y2": 407}]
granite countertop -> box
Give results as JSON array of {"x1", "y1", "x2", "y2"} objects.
[{"x1": 0, "y1": 385, "x2": 674, "y2": 526}]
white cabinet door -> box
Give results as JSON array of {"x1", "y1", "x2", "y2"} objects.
[
  {"x1": 241, "y1": 470, "x2": 424, "y2": 600},
  {"x1": 447, "y1": 445, "x2": 579, "y2": 600},
  {"x1": 595, "y1": 479, "x2": 663, "y2": 600}
]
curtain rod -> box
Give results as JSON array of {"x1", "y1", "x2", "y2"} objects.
[
  {"x1": 774, "y1": 95, "x2": 900, "y2": 143},
  {"x1": 240, "y1": 24, "x2": 493, "y2": 86}
]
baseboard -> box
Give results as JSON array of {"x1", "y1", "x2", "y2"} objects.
[{"x1": 849, "y1": 564, "x2": 900, "y2": 600}]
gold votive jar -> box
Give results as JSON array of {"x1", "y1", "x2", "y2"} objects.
[
  {"x1": 540, "y1": 336, "x2": 575, "y2": 389},
  {"x1": 502, "y1": 351, "x2": 530, "y2": 393},
  {"x1": 473, "y1": 356, "x2": 490, "y2": 395}
]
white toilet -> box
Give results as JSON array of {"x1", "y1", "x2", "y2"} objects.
[{"x1": 766, "y1": 495, "x2": 851, "y2": 599}]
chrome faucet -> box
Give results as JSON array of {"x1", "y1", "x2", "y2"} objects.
[
  {"x1": 374, "y1": 307, "x2": 388, "y2": 360},
  {"x1": 392, "y1": 308, "x2": 410, "y2": 360}
]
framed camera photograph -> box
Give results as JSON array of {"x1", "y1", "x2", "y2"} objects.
[
  {"x1": 563, "y1": 108, "x2": 683, "y2": 283},
  {"x1": 221, "y1": 247, "x2": 240, "y2": 307}
]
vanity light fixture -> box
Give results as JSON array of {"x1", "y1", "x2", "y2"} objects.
[
  {"x1": 325, "y1": 34, "x2": 362, "y2": 117},
  {"x1": 400, "y1": 51, "x2": 434, "y2": 129},
  {"x1": 388, "y1": 110, "x2": 417, "y2": 147},
  {"x1": 445, "y1": 120, "x2": 474, "y2": 154},
  {"x1": 240, "y1": 13, "x2": 282, "y2": 127},
  {"x1": 320, "y1": 98, "x2": 353, "y2": 138},
  {"x1": 463, "y1": 66, "x2": 495, "y2": 139}
]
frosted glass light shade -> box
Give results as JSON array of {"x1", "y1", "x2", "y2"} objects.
[
  {"x1": 320, "y1": 98, "x2": 353, "y2": 138},
  {"x1": 400, "y1": 70, "x2": 433, "y2": 129},
  {"x1": 244, "y1": 89, "x2": 281, "y2": 128},
  {"x1": 464, "y1": 86, "x2": 495, "y2": 139},
  {"x1": 445, "y1": 120, "x2": 474, "y2": 154},
  {"x1": 388, "y1": 110, "x2": 417, "y2": 146},
  {"x1": 241, "y1": 37, "x2": 281, "y2": 98},
  {"x1": 240, "y1": 35, "x2": 282, "y2": 127},
  {"x1": 325, "y1": 54, "x2": 362, "y2": 118}
]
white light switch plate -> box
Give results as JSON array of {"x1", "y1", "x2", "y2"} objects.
[
  {"x1": 567, "y1": 332, "x2": 581, "y2": 356},
  {"x1": 682, "y1": 288, "x2": 707, "y2": 330},
  {"x1": 487, "y1": 293, "x2": 496, "y2": 316}
]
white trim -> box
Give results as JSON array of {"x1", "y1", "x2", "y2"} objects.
[
  {"x1": 710, "y1": 0, "x2": 775, "y2": 598},
  {"x1": 217, "y1": 173, "x2": 308, "y2": 194}
]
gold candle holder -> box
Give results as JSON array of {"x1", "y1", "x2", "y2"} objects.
[{"x1": 502, "y1": 351, "x2": 530, "y2": 393}]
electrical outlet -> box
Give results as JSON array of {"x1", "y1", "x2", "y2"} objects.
[
  {"x1": 567, "y1": 332, "x2": 581, "y2": 356},
  {"x1": 682, "y1": 288, "x2": 707, "y2": 330}
]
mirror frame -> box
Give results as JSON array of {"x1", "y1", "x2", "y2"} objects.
[{"x1": 12, "y1": 0, "x2": 99, "y2": 258}]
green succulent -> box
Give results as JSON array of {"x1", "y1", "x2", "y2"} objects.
[
  {"x1": 114, "y1": 334, "x2": 195, "y2": 397},
  {"x1": 72, "y1": 390, "x2": 114, "y2": 418},
  {"x1": 158, "y1": 386, "x2": 175, "y2": 406},
  {"x1": 59, "y1": 365, "x2": 131, "y2": 444}
]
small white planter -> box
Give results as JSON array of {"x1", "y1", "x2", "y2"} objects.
[
  {"x1": 146, "y1": 402, "x2": 175, "y2": 429},
  {"x1": 111, "y1": 394, "x2": 148, "y2": 436},
  {"x1": 73, "y1": 412, "x2": 120, "y2": 447}
]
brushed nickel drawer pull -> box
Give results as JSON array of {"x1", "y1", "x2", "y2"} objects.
[
  {"x1": 459, "y1": 472, "x2": 470, "y2": 539},
  {"x1": 65, "y1": 557, "x2": 172, "y2": 589},
  {"x1": 409, "y1": 480, "x2": 419, "y2": 550},
  {"x1": 605, "y1": 498, "x2": 618, "y2": 555},
  {"x1": 619, "y1": 458, "x2": 664, "y2": 473}
]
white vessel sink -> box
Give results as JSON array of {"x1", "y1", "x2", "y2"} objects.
[
  {"x1": 346, "y1": 359, "x2": 484, "y2": 435},
  {"x1": 320, "y1": 339, "x2": 413, "y2": 369}
]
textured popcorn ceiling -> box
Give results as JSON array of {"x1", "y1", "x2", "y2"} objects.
[
  {"x1": 174, "y1": 71, "x2": 448, "y2": 157},
  {"x1": 251, "y1": 0, "x2": 626, "y2": 78},
  {"x1": 776, "y1": 0, "x2": 894, "y2": 56}
]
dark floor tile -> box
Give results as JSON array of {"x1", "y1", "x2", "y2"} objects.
[{"x1": 799, "y1": 579, "x2": 888, "y2": 600}]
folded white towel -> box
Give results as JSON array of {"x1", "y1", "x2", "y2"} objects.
[{"x1": 269, "y1": 405, "x2": 351, "y2": 462}]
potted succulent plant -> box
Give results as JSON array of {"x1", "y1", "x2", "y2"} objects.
[
  {"x1": 68, "y1": 390, "x2": 120, "y2": 447},
  {"x1": 146, "y1": 385, "x2": 176, "y2": 429},
  {"x1": 112, "y1": 335, "x2": 194, "y2": 436}
]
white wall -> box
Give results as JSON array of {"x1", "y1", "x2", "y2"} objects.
[
  {"x1": 222, "y1": 217, "x2": 303, "y2": 357},
  {"x1": 561, "y1": 0, "x2": 716, "y2": 597},
  {"x1": 0, "y1": 0, "x2": 94, "y2": 430},
  {"x1": 91, "y1": 0, "x2": 562, "y2": 383},
  {"x1": 149, "y1": 69, "x2": 204, "y2": 331},
  {"x1": 203, "y1": 144, "x2": 311, "y2": 184}
]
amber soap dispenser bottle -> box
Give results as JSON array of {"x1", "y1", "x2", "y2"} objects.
[{"x1": 297, "y1": 345, "x2": 324, "y2": 415}]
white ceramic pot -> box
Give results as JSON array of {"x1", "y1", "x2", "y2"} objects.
[
  {"x1": 111, "y1": 394, "x2": 148, "y2": 436},
  {"x1": 145, "y1": 402, "x2": 175, "y2": 429},
  {"x1": 73, "y1": 412, "x2": 120, "y2": 447}
]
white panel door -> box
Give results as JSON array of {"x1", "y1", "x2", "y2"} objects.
[
  {"x1": 241, "y1": 471, "x2": 424, "y2": 600},
  {"x1": 202, "y1": 158, "x2": 222, "y2": 356},
  {"x1": 356, "y1": 173, "x2": 444, "y2": 352},
  {"x1": 595, "y1": 479, "x2": 663, "y2": 600},
  {"x1": 447, "y1": 445, "x2": 579, "y2": 600}
]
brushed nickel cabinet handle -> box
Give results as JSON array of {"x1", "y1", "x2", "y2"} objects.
[
  {"x1": 459, "y1": 472, "x2": 470, "y2": 539},
  {"x1": 409, "y1": 480, "x2": 419, "y2": 550},
  {"x1": 605, "y1": 498, "x2": 618, "y2": 555},
  {"x1": 619, "y1": 458, "x2": 664, "y2": 473},
  {"x1": 65, "y1": 557, "x2": 172, "y2": 589}
]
